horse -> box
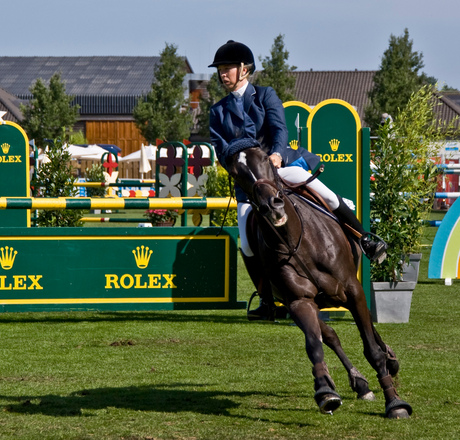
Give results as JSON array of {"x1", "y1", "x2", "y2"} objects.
[{"x1": 227, "y1": 146, "x2": 412, "y2": 419}]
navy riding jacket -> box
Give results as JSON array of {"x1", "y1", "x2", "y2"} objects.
[{"x1": 209, "y1": 83, "x2": 320, "y2": 202}]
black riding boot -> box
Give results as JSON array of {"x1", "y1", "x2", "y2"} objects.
[
  {"x1": 241, "y1": 252, "x2": 276, "y2": 321},
  {"x1": 333, "y1": 196, "x2": 388, "y2": 263}
]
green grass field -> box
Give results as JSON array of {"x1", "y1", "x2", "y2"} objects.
[{"x1": 0, "y1": 212, "x2": 459, "y2": 439}]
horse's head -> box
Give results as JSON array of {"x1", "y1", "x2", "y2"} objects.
[{"x1": 227, "y1": 147, "x2": 287, "y2": 227}]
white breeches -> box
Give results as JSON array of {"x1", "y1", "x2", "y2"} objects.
[{"x1": 238, "y1": 166, "x2": 339, "y2": 257}]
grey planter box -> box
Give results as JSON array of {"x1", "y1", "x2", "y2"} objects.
[
  {"x1": 402, "y1": 253, "x2": 422, "y2": 282},
  {"x1": 371, "y1": 281, "x2": 416, "y2": 323}
]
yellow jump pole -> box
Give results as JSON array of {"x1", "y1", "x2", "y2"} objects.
[{"x1": 0, "y1": 197, "x2": 237, "y2": 210}]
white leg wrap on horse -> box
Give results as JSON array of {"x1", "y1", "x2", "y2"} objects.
[
  {"x1": 278, "y1": 167, "x2": 340, "y2": 211},
  {"x1": 238, "y1": 202, "x2": 254, "y2": 257}
]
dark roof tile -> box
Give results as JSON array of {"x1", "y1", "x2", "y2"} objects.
[
  {"x1": 0, "y1": 56, "x2": 164, "y2": 96},
  {"x1": 293, "y1": 70, "x2": 376, "y2": 122}
]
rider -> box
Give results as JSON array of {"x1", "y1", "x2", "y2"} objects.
[{"x1": 209, "y1": 40, "x2": 387, "y2": 320}]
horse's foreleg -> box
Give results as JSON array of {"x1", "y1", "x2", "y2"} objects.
[
  {"x1": 319, "y1": 320, "x2": 375, "y2": 401},
  {"x1": 347, "y1": 286, "x2": 412, "y2": 418},
  {"x1": 289, "y1": 299, "x2": 342, "y2": 415}
]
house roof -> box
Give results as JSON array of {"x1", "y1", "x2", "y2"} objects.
[
  {"x1": 293, "y1": 71, "x2": 460, "y2": 129},
  {"x1": 435, "y1": 93, "x2": 460, "y2": 129},
  {"x1": 0, "y1": 87, "x2": 26, "y2": 122},
  {"x1": 292, "y1": 70, "x2": 376, "y2": 122},
  {"x1": 0, "y1": 56, "x2": 193, "y2": 115},
  {"x1": 443, "y1": 92, "x2": 460, "y2": 108}
]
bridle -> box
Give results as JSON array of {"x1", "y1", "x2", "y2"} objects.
[{"x1": 250, "y1": 173, "x2": 321, "y2": 289}]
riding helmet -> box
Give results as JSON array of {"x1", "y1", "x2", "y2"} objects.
[{"x1": 208, "y1": 40, "x2": 255, "y2": 73}]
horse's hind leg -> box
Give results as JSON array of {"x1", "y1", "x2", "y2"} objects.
[
  {"x1": 347, "y1": 285, "x2": 412, "y2": 418},
  {"x1": 319, "y1": 320, "x2": 375, "y2": 401},
  {"x1": 370, "y1": 320, "x2": 400, "y2": 376},
  {"x1": 289, "y1": 299, "x2": 342, "y2": 415}
]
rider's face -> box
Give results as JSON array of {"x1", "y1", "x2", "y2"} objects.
[{"x1": 218, "y1": 64, "x2": 247, "y2": 91}]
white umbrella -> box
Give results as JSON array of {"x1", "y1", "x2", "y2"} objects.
[
  {"x1": 139, "y1": 143, "x2": 152, "y2": 178},
  {"x1": 119, "y1": 145, "x2": 157, "y2": 162}
]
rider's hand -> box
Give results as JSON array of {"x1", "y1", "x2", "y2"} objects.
[{"x1": 269, "y1": 153, "x2": 282, "y2": 168}]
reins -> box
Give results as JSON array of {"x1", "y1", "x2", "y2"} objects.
[
  {"x1": 252, "y1": 177, "x2": 322, "y2": 291},
  {"x1": 215, "y1": 175, "x2": 235, "y2": 237}
]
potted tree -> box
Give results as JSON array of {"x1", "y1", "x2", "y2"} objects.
[{"x1": 370, "y1": 85, "x2": 458, "y2": 322}]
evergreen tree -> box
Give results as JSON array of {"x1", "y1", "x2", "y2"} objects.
[
  {"x1": 365, "y1": 29, "x2": 425, "y2": 132},
  {"x1": 20, "y1": 72, "x2": 79, "y2": 148},
  {"x1": 133, "y1": 43, "x2": 192, "y2": 143},
  {"x1": 32, "y1": 137, "x2": 84, "y2": 227},
  {"x1": 254, "y1": 34, "x2": 297, "y2": 102},
  {"x1": 196, "y1": 72, "x2": 227, "y2": 138}
]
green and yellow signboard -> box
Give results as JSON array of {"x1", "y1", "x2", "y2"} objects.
[
  {"x1": 284, "y1": 100, "x2": 371, "y2": 303},
  {"x1": 0, "y1": 227, "x2": 243, "y2": 312},
  {"x1": 0, "y1": 120, "x2": 30, "y2": 227}
]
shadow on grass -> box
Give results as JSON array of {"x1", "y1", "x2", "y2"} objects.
[
  {"x1": 1, "y1": 383, "x2": 316, "y2": 427},
  {"x1": 0, "y1": 311, "x2": 356, "y2": 326},
  {"x1": 0, "y1": 311, "x2": 253, "y2": 325}
]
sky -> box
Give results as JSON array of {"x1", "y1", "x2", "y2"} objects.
[{"x1": 3, "y1": 0, "x2": 460, "y2": 90}]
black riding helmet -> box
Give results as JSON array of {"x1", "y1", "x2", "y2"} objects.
[{"x1": 208, "y1": 40, "x2": 256, "y2": 73}]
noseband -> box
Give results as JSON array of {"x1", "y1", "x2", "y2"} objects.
[
  {"x1": 251, "y1": 178, "x2": 283, "y2": 210},
  {"x1": 251, "y1": 176, "x2": 303, "y2": 256}
]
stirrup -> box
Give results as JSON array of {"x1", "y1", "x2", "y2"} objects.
[
  {"x1": 247, "y1": 292, "x2": 275, "y2": 321},
  {"x1": 359, "y1": 232, "x2": 388, "y2": 263}
]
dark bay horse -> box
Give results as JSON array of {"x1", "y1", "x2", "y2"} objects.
[{"x1": 227, "y1": 147, "x2": 412, "y2": 419}]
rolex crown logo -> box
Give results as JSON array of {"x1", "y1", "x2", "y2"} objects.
[
  {"x1": 0, "y1": 246, "x2": 18, "y2": 270},
  {"x1": 1, "y1": 143, "x2": 11, "y2": 154},
  {"x1": 289, "y1": 140, "x2": 299, "y2": 150},
  {"x1": 329, "y1": 139, "x2": 340, "y2": 152},
  {"x1": 132, "y1": 245, "x2": 152, "y2": 269}
]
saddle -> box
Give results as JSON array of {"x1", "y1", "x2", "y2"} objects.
[{"x1": 276, "y1": 173, "x2": 363, "y2": 267}]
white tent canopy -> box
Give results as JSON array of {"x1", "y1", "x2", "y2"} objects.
[{"x1": 65, "y1": 144, "x2": 109, "y2": 159}]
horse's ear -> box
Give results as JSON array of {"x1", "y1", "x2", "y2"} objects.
[
  {"x1": 258, "y1": 137, "x2": 271, "y2": 155},
  {"x1": 225, "y1": 155, "x2": 238, "y2": 177}
]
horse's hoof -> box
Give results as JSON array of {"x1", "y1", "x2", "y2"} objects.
[
  {"x1": 358, "y1": 391, "x2": 376, "y2": 401},
  {"x1": 385, "y1": 398, "x2": 412, "y2": 419},
  {"x1": 387, "y1": 408, "x2": 410, "y2": 419},
  {"x1": 314, "y1": 387, "x2": 342, "y2": 415}
]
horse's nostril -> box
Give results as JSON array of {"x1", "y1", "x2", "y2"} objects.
[{"x1": 270, "y1": 197, "x2": 284, "y2": 209}]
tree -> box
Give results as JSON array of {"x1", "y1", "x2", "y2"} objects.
[
  {"x1": 254, "y1": 34, "x2": 297, "y2": 102},
  {"x1": 32, "y1": 137, "x2": 84, "y2": 227},
  {"x1": 365, "y1": 29, "x2": 425, "y2": 132},
  {"x1": 196, "y1": 72, "x2": 227, "y2": 138},
  {"x1": 370, "y1": 85, "x2": 460, "y2": 281},
  {"x1": 20, "y1": 72, "x2": 79, "y2": 148},
  {"x1": 133, "y1": 43, "x2": 192, "y2": 143}
]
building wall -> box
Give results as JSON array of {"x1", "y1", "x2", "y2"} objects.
[{"x1": 85, "y1": 120, "x2": 147, "y2": 156}]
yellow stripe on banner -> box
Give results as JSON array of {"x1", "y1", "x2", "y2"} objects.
[{"x1": 0, "y1": 297, "x2": 229, "y2": 305}]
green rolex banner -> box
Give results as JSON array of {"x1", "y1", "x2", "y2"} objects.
[
  {"x1": 0, "y1": 227, "x2": 243, "y2": 312},
  {"x1": 284, "y1": 99, "x2": 362, "y2": 219},
  {"x1": 283, "y1": 101, "x2": 311, "y2": 151},
  {"x1": 308, "y1": 100, "x2": 362, "y2": 219},
  {"x1": 283, "y1": 99, "x2": 371, "y2": 305},
  {"x1": 0, "y1": 119, "x2": 30, "y2": 227}
]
